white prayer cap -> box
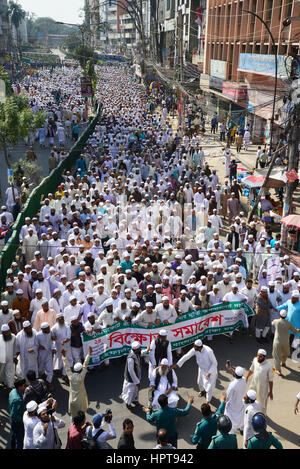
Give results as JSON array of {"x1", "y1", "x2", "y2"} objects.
[
  {"x1": 185, "y1": 255, "x2": 192, "y2": 260},
  {"x1": 247, "y1": 389, "x2": 257, "y2": 400},
  {"x1": 181, "y1": 290, "x2": 187, "y2": 294},
  {"x1": 145, "y1": 302, "x2": 153, "y2": 307},
  {"x1": 161, "y1": 358, "x2": 169, "y2": 366},
  {"x1": 105, "y1": 299, "x2": 114, "y2": 306},
  {"x1": 279, "y1": 309, "x2": 287, "y2": 318},
  {"x1": 69, "y1": 296, "x2": 77, "y2": 302},
  {"x1": 87, "y1": 312, "x2": 95, "y2": 318},
  {"x1": 56, "y1": 313, "x2": 64, "y2": 319},
  {"x1": 1, "y1": 324, "x2": 10, "y2": 332},
  {"x1": 236, "y1": 273, "x2": 243, "y2": 278},
  {"x1": 26, "y1": 401, "x2": 38, "y2": 413},
  {"x1": 223, "y1": 274, "x2": 230, "y2": 279},
  {"x1": 125, "y1": 269, "x2": 131, "y2": 274},
  {"x1": 283, "y1": 255, "x2": 290, "y2": 260},
  {"x1": 213, "y1": 284, "x2": 220, "y2": 289},
  {"x1": 34, "y1": 251, "x2": 40, "y2": 256},
  {"x1": 16, "y1": 289, "x2": 23, "y2": 295},
  {"x1": 41, "y1": 322, "x2": 49, "y2": 329},
  {"x1": 235, "y1": 366, "x2": 244, "y2": 377},
  {"x1": 1, "y1": 301, "x2": 8, "y2": 306},
  {"x1": 37, "y1": 402, "x2": 48, "y2": 415},
  {"x1": 23, "y1": 321, "x2": 31, "y2": 328},
  {"x1": 155, "y1": 284, "x2": 162, "y2": 289},
  {"x1": 162, "y1": 296, "x2": 169, "y2": 301},
  {"x1": 132, "y1": 302, "x2": 140, "y2": 308},
  {"x1": 74, "y1": 362, "x2": 83, "y2": 372},
  {"x1": 6, "y1": 282, "x2": 13, "y2": 287},
  {"x1": 261, "y1": 286, "x2": 268, "y2": 292},
  {"x1": 231, "y1": 282, "x2": 238, "y2": 288},
  {"x1": 195, "y1": 339, "x2": 202, "y2": 347},
  {"x1": 292, "y1": 290, "x2": 299, "y2": 298},
  {"x1": 159, "y1": 329, "x2": 168, "y2": 336},
  {"x1": 293, "y1": 271, "x2": 300, "y2": 277},
  {"x1": 41, "y1": 300, "x2": 48, "y2": 306},
  {"x1": 35, "y1": 289, "x2": 43, "y2": 294},
  {"x1": 13, "y1": 309, "x2": 20, "y2": 316},
  {"x1": 70, "y1": 315, "x2": 78, "y2": 322},
  {"x1": 131, "y1": 341, "x2": 141, "y2": 350},
  {"x1": 257, "y1": 349, "x2": 267, "y2": 356},
  {"x1": 235, "y1": 257, "x2": 241, "y2": 262}
]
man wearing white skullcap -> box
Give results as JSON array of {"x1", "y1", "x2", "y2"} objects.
[
  {"x1": 61, "y1": 346, "x2": 92, "y2": 417},
  {"x1": 36, "y1": 323, "x2": 55, "y2": 390},
  {"x1": 255, "y1": 286, "x2": 273, "y2": 344},
  {"x1": 121, "y1": 341, "x2": 147, "y2": 408},
  {"x1": 15, "y1": 321, "x2": 38, "y2": 379},
  {"x1": 23, "y1": 400, "x2": 39, "y2": 449},
  {"x1": 149, "y1": 357, "x2": 179, "y2": 410},
  {"x1": 0, "y1": 300, "x2": 14, "y2": 330},
  {"x1": 246, "y1": 349, "x2": 273, "y2": 415},
  {"x1": 243, "y1": 389, "x2": 262, "y2": 448},
  {"x1": 277, "y1": 289, "x2": 300, "y2": 350},
  {"x1": 173, "y1": 339, "x2": 218, "y2": 402},
  {"x1": 224, "y1": 364, "x2": 246, "y2": 434},
  {"x1": 148, "y1": 329, "x2": 173, "y2": 380},
  {"x1": 0, "y1": 323, "x2": 16, "y2": 390},
  {"x1": 271, "y1": 309, "x2": 300, "y2": 376}
]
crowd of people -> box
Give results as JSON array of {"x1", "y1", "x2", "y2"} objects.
[{"x1": 0, "y1": 64, "x2": 299, "y2": 450}]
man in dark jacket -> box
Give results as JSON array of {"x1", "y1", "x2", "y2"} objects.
[{"x1": 117, "y1": 418, "x2": 136, "y2": 449}]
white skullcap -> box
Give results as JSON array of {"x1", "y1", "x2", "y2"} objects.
[
  {"x1": 37, "y1": 402, "x2": 48, "y2": 415},
  {"x1": 162, "y1": 296, "x2": 169, "y2": 301},
  {"x1": 16, "y1": 289, "x2": 23, "y2": 295},
  {"x1": 105, "y1": 299, "x2": 114, "y2": 306},
  {"x1": 247, "y1": 390, "x2": 257, "y2": 400},
  {"x1": 292, "y1": 290, "x2": 299, "y2": 298},
  {"x1": 23, "y1": 321, "x2": 31, "y2": 328},
  {"x1": 159, "y1": 329, "x2": 167, "y2": 336},
  {"x1": 258, "y1": 349, "x2": 267, "y2": 356},
  {"x1": 74, "y1": 362, "x2": 83, "y2": 372},
  {"x1": 269, "y1": 281, "x2": 275, "y2": 287},
  {"x1": 160, "y1": 358, "x2": 169, "y2": 366},
  {"x1": 87, "y1": 312, "x2": 95, "y2": 318},
  {"x1": 56, "y1": 313, "x2": 64, "y2": 318},
  {"x1": 1, "y1": 324, "x2": 10, "y2": 332},
  {"x1": 261, "y1": 286, "x2": 268, "y2": 292},
  {"x1": 1, "y1": 301, "x2": 8, "y2": 306},
  {"x1": 41, "y1": 322, "x2": 49, "y2": 329},
  {"x1": 70, "y1": 315, "x2": 78, "y2": 322},
  {"x1": 131, "y1": 341, "x2": 141, "y2": 350},
  {"x1": 132, "y1": 302, "x2": 140, "y2": 308},
  {"x1": 26, "y1": 400, "x2": 38, "y2": 413},
  {"x1": 195, "y1": 339, "x2": 203, "y2": 347},
  {"x1": 235, "y1": 366, "x2": 244, "y2": 377},
  {"x1": 279, "y1": 309, "x2": 287, "y2": 318},
  {"x1": 145, "y1": 302, "x2": 153, "y2": 307},
  {"x1": 41, "y1": 300, "x2": 48, "y2": 306}
]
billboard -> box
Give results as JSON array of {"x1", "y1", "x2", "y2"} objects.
[
  {"x1": 238, "y1": 54, "x2": 288, "y2": 78},
  {"x1": 80, "y1": 76, "x2": 93, "y2": 97}
]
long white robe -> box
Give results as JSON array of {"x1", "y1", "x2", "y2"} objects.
[
  {"x1": 23, "y1": 412, "x2": 40, "y2": 449},
  {"x1": 243, "y1": 401, "x2": 262, "y2": 447},
  {"x1": 150, "y1": 369, "x2": 179, "y2": 410},
  {"x1": 224, "y1": 377, "x2": 246, "y2": 432},
  {"x1": 15, "y1": 329, "x2": 38, "y2": 379},
  {"x1": 36, "y1": 331, "x2": 55, "y2": 383},
  {"x1": 51, "y1": 322, "x2": 72, "y2": 371},
  {"x1": 0, "y1": 334, "x2": 16, "y2": 388},
  {"x1": 177, "y1": 345, "x2": 218, "y2": 402},
  {"x1": 249, "y1": 358, "x2": 273, "y2": 414}
]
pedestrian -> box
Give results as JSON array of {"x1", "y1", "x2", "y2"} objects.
[
  {"x1": 153, "y1": 428, "x2": 176, "y2": 449},
  {"x1": 190, "y1": 392, "x2": 226, "y2": 449},
  {"x1": 143, "y1": 394, "x2": 194, "y2": 449},
  {"x1": 271, "y1": 309, "x2": 300, "y2": 376},
  {"x1": 117, "y1": 418, "x2": 136, "y2": 449},
  {"x1": 208, "y1": 415, "x2": 238, "y2": 449},
  {"x1": 23, "y1": 400, "x2": 39, "y2": 449},
  {"x1": 8, "y1": 378, "x2": 26, "y2": 449},
  {"x1": 32, "y1": 399, "x2": 65, "y2": 449},
  {"x1": 66, "y1": 411, "x2": 90, "y2": 449},
  {"x1": 121, "y1": 341, "x2": 147, "y2": 409},
  {"x1": 246, "y1": 349, "x2": 274, "y2": 415},
  {"x1": 84, "y1": 411, "x2": 116, "y2": 449},
  {"x1": 224, "y1": 364, "x2": 246, "y2": 434},
  {"x1": 0, "y1": 324, "x2": 16, "y2": 391},
  {"x1": 243, "y1": 389, "x2": 262, "y2": 448},
  {"x1": 61, "y1": 347, "x2": 92, "y2": 418}
]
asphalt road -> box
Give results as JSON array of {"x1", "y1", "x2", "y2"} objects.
[{"x1": 0, "y1": 331, "x2": 299, "y2": 450}]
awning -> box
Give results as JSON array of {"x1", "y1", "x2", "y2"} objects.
[
  {"x1": 241, "y1": 175, "x2": 265, "y2": 188},
  {"x1": 241, "y1": 167, "x2": 287, "y2": 189},
  {"x1": 280, "y1": 215, "x2": 300, "y2": 230}
]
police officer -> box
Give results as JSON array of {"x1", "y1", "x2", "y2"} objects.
[
  {"x1": 208, "y1": 415, "x2": 238, "y2": 449},
  {"x1": 247, "y1": 413, "x2": 283, "y2": 449}
]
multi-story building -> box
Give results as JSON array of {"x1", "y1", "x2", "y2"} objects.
[
  {"x1": 119, "y1": 12, "x2": 136, "y2": 50},
  {"x1": 201, "y1": 0, "x2": 300, "y2": 142},
  {"x1": 0, "y1": 0, "x2": 9, "y2": 64}
]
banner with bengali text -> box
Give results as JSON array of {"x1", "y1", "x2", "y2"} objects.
[{"x1": 82, "y1": 302, "x2": 254, "y2": 367}]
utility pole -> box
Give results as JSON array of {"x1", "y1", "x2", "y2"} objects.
[{"x1": 177, "y1": 8, "x2": 184, "y2": 136}]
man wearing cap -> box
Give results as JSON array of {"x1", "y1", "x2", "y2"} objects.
[
  {"x1": 277, "y1": 290, "x2": 300, "y2": 351},
  {"x1": 63, "y1": 296, "x2": 81, "y2": 326},
  {"x1": 23, "y1": 228, "x2": 39, "y2": 264},
  {"x1": 11, "y1": 289, "x2": 30, "y2": 321},
  {"x1": 51, "y1": 313, "x2": 72, "y2": 382},
  {"x1": 224, "y1": 363, "x2": 246, "y2": 434},
  {"x1": 149, "y1": 358, "x2": 179, "y2": 410},
  {"x1": 23, "y1": 400, "x2": 39, "y2": 449},
  {"x1": 1, "y1": 282, "x2": 17, "y2": 308},
  {"x1": 132, "y1": 302, "x2": 159, "y2": 328},
  {"x1": 61, "y1": 346, "x2": 92, "y2": 417},
  {"x1": 246, "y1": 349, "x2": 273, "y2": 415},
  {"x1": 155, "y1": 297, "x2": 178, "y2": 325},
  {"x1": 272, "y1": 309, "x2": 300, "y2": 376},
  {"x1": 121, "y1": 341, "x2": 147, "y2": 409},
  {"x1": 32, "y1": 398, "x2": 65, "y2": 449},
  {"x1": 15, "y1": 321, "x2": 38, "y2": 380},
  {"x1": 243, "y1": 389, "x2": 262, "y2": 448},
  {"x1": 36, "y1": 322, "x2": 56, "y2": 391},
  {"x1": 33, "y1": 300, "x2": 56, "y2": 332},
  {"x1": 0, "y1": 301, "x2": 14, "y2": 329},
  {"x1": 255, "y1": 287, "x2": 273, "y2": 344},
  {"x1": 0, "y1": 324, "x2": 16, "y2": 391},
  {"x1": 149, "y1": 329, "x2": 173, "y2": 378},
  {"x1": 29, "y1": 290, "x2": 46, "y2": 326},
  {"x1": 13, "y1": 272, "x2": 32, "y2": 300},
  {"x1": 173, "y1": 340, "x2": 218, "y2": 402}
]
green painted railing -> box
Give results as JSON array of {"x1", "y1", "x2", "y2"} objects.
[{"x1": 0, "y1": 105, "x2": 102, "y2": 289}]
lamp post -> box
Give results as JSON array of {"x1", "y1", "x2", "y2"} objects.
[{"x1": 242, "y1": 10, "x2": 279, "y2": 222}]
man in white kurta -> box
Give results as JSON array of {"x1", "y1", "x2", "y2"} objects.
[
  {"x1": 149, "y1": 359, "x2": 179, "y2": 410},
  {"x1": 246, "y1": 349, "x2": 273, "y2": 415},
  {"x1": 173, "y1": 339, "x2": 218, "y2": 402},
  {"x1": 23, "y1": 229, "x2": 39, "y2": 264},
  {"x1": 15, "y1": 321, "x2": 38, "y2": 379},
  {"x1": 243, "y1": 389, "x2": 262, "y2": 448},
  {"x1": 51, "y1": 313, "x2": 72, "y2": 378},
  {"x1": 36, "y1": 322, "x2": 55, "y2": 387},
  {"x1": 224, "y1": 365, "x2": 246, "y2": 433},
  {"x1": 0, "y1": 325, "x2": 16, "y2": 389}
]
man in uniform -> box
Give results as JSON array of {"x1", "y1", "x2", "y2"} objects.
[
  {"x1": 247, "y1": 413, "x2": 283, "y2": 449},
  {"x1": 208, "y1": 415, "x2": 238, "y2": 449}
]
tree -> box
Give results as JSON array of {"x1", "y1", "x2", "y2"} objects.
[
  {"x1": 0, "y1": 94, "x2": 46, "y2": 168},
  {"x1": 8, "y1": 1, "x2": 26, "y2": 62},
  {"x1": 73, "y1": 44, "x2": 96, "y2": 73},
  {"x1": 0, "y1": 67, "x2": 12, "y2": 97}
]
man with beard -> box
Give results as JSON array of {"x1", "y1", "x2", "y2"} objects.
[
  {"x1": 51, "y1": 313, "x2": 72, "y2": 382},
  {"x1": 246, "y1": 349, "x2": 273, "y2": 415},
  {"x1": 12, "y1": 289, "x2": 30, "y2": 321},
  {"x1": 69, "y1": 316, "x2": 86, "y2": 365},
  {"x1": 155, "y1": 297, "x2": 178, "y2": 325},
  {"x1": 15, "y1": 321, "x2": 38, "y2": 380},
  {"x1": 149, "y1": 329, "x2": 173, "y2": 380},
  {"x1": 8, "y1": 309, "x2": 24, "y2": 335},
  {"x1": 121, "y1": 341, "x2": 147, "y2": 409},
  {"x1": 0, "y1": 324, "x2": 16, "y2": 391},
  {"x1": 1, "y1": 282, "x2": 17, "y2": 308},
  {"x1": 149, "y1": 358, "x2": 179, "y2": 410},
  {"x1": 33, "y1": 399, "x2": 65, "y2": 449},
  {"x1": 33, "y1": 300, "x2": 56, "y2": 332},
  {"x1": 36, "y1": 322, "x2": 56, "y2": 391},
  {"x1": 0, "y1": 301, "x2": 14, "y2": 329}
]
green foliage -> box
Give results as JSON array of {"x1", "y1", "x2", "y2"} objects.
[
  {"x1": 8, "y1": 1, "x2": 26, "y2": 28},
  {"x1": 60, "y1": 33, "x2": 82, "y2": 55},
  {"x1": 0, "y1": 94, "x2": 47, "y2": 167},
  {"x1": 0, "y1": 67, "x2": 12, "y2": 96},
  {"x1": 27, "y1": 17, "x2": 78, "y2": 40},
  {"x1": 12, "y1": 158, "x2": 43, "y2": 186},
  {"x1": 73, "y1": 44, "x2": 96, "y2": 72}
]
